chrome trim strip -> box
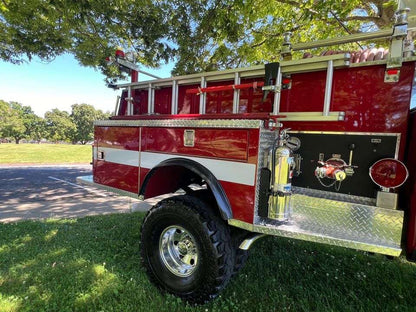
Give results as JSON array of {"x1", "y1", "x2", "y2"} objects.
[
  {"x1": 76, "y1": 175, "x2": 139, "y2": 199},
  {"x1": 94, "y1": 119, "x2": 264, "y2": 129},
  {"x1": 254, "y1": 128, "x2": 277, "y2": 223}
]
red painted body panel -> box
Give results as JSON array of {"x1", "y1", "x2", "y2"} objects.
[
  {"x1": 94, "y1": 126, "x2": 139, "y2": 193},
  {"x1": 95, "y1": 161, "x2": 139, "y2": 194},
  {"x1": 95, "y1": 126, "x2": 140, "y2": 151},
  {"x1": 405, "y1": 110, "x2": 416, "y2": 256},
  {"x1": 220, "y1": 181, "x2": 256, "y2": 223},
  {"x1": 144, "y1": 127, "x2": 250, "y2": 161}
]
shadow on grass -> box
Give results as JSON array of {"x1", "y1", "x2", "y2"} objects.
[{"x1": 0, "y1": 213, "x2": 416, "y2": 312}]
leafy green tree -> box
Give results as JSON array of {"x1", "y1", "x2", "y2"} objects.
[
  {"x1": 44, "y1": 108, "x2": 76, "y2": 143},
  {"x1": 13, "y1": 103, "x2": 42, "y2": 142},
  {"x1": 28, "y1": 115, "x2": 47, "y2": 143},
  {"x1": 0, "y1": 100, "x2": 35, "y2": 144},
  {"x1": 168, "y1": 0, "x2": 400, "y2": 74},
  {"x1": 0, "y1": 0, "x2": 403, "y2": 77},
  {"x1": 0, "y1": 0, "x2": 171, "y2": 81},
  {"x1": 0, "y1": 100, "x2": 8, "y2": 136},
  {"x1": 70, "y1": 103, "x2": 109, "y2": 144}
]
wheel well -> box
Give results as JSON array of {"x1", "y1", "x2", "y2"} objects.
[{"x1": 139, "y1": 158, "x2": 233, "y2": 220}]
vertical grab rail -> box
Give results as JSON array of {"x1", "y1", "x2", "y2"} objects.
[
  {"x1": 233, "y1": 72, "x2": 241, "y2": 113},
  {"x1": 114, "y1": 95, "x2": 121, "y2": 116},
  {"x1": 272, "y1": 66, "x2": 282, "y2": 115},
  {"x1": 199, "y1": 76, "x2": 207, "y2": 114},
  {"x1": 127, "y1": 86, "x2": 133, "y2": 115},
  {"x1": 323, "y1": 60, "x2": 334, "y2": 116},
  {"x1": 171, "y1": 80, "x2": 178, "y2": 114},
  {"x1": 148, "y1": 83, "x2": 154, "y2": 114}
]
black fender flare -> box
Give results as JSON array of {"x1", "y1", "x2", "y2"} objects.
[{"x1": 139, "y1": 158, "x2": 233, "y2": 220}]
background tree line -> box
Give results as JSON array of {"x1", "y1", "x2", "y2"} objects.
[{"x1": 0, "y1": 100, "x2": 110, "y2": 144}]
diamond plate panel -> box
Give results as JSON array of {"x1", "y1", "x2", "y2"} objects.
[
  {"x1": 290, "y1": 194, "x2": 403, "y2": 246},
  {"x1": 231, "y1": 193, "x2": 404, "y2": 256}
]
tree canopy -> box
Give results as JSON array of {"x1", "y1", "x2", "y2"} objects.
[{"x1": 0, "y1": 0, "x2": 403, "y2": 77}]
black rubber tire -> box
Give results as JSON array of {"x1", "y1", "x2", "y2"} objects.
[
  {"x1": 230, "y1": 228, "x2": 250, "y2": 277},
  {"x1": 140, "y1": 195, "x2": 235, "y2": 304}
]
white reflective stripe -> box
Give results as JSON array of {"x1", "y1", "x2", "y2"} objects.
[
  {"x1": 141, "y1": 152, "x2": 256, "y2": 186},
  {"x1": 99, "y1": 147, "x2": 139, "y2": 167},
  {"x1": 98, "y1": 147, "x2": 256, "y2": 186}
]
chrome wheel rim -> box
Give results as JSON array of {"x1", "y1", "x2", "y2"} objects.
[{"x1": 159, "y1": 225, "x2": 199, "y2": 277}]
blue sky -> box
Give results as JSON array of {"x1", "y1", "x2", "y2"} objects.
[{"x1": 0, "y1": 54, "x2": 174, "y2": 117}]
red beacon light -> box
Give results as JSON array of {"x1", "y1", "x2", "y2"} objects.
[
  {"x1": 115, "y1": 48, "x2": 125, "y2": 58},
  {"x1": 369, "y1": 158, "x2": 409, "y2": 189}
]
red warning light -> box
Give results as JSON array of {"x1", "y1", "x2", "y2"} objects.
[
  {"x1": 115, "y1": 49, "x2": 125, "y2": 58},
  {"x1": 369, "y1": 158, "x2": 409, "y2": 189}
]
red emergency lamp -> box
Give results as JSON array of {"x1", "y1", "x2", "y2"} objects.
[
  {"x1": 115, "y1": 49, "x2": 125, "y2": 58},
  {"x1": 369, "y1": 158, "x2": 409, "y2": 189}
]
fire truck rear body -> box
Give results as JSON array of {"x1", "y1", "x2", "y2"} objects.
[
  {"x1": 88, "y1": 55, "x2": 415, "y2": 255},
  {"x1": 78, "y1": 4, "x2": 416, "y2": 303}
]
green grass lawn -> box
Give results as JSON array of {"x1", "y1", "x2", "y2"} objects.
[
  {"x1": 1, "y1": 212, "x2": 415, "y2": 312},
  {"x1": 0, "y1": 143, "x2": 91, "y2": 164}
]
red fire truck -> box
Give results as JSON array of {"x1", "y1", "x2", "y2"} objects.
[{"x1": 78, "y1": 5, "x2": 416, "y2": 303}]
